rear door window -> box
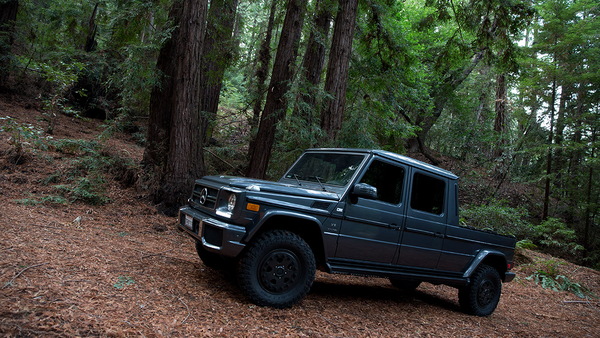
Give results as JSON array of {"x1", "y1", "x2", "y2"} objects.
[{"x1": 410, "y1": 172, "x2": 445, "y2": 215}]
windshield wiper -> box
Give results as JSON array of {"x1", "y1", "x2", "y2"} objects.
[
  {"x1": 293, "y1": 174, "x2": 302, "y2": 186},
  {"x1": 313, "y1": 176, "x2": 326, "y2": 191}
]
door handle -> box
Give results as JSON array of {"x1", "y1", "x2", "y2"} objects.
[
  {"x1": 434, "y1": 232, "x2": 445, "y2": 238},
  {"x1": 389, "y1": 223, "x2": 402, "y2": 230}
]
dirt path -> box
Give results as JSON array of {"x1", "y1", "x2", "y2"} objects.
[{"x1": 1, "y1": 100, "x2": 599, "y2": 336}]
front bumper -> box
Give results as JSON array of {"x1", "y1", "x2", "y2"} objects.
[{"x1": 178, "y1": 206, "x2": 247, "y2": 258}]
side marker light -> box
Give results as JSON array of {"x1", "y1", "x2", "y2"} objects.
[{"x1": 246, "y1": 203, "x2": 260, "y2": 212}]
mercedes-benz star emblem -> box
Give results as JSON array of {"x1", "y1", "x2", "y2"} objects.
[{"x1": 199, "y1": 188, "x2": 208, "y2": 205}]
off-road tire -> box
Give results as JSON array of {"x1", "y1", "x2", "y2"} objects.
[
  {"x1": 458, "y1": 264, "x2": 502, "y2": 316},
  {"x1": 389, "y1": 278, "x2": 421, "y2": 292},
  {"x1": 237, "y1": 230, "x2": 316, "y2": 308}
]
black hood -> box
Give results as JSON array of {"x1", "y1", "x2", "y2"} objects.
[{"x1": 199, "y1": 175, "x2": 341, "y2": 201}]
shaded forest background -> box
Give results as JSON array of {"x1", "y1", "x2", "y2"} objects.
[{"x1": 0, "y1": 0, "x2": 598, "y2": 269}]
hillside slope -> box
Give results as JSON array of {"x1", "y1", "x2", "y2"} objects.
[{"x1": 1, "y1": 99, "x2": 599, "y2": 336}]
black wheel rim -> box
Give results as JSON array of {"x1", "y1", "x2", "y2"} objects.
[
  {"x1": 259, "y1": 249, "x2": 301, "y2": 294},
  {"x1": 477, "y1": 280, "x2": 495, "y2": 306}
]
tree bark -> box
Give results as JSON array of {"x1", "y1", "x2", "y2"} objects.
[
  {"x1": 84, "y1": 3, "x2": 99, "y2": 52},
  {"x1": 542, "y1": 77, "x2": 557, "y2": 220},
  {"x1": 246, "y1": 0, "x2": 307, "y2": 179},
  {"x1": 552, "y1": 82, "x2": 570, "y2": 195},
  {"x1": 199, "y1": 0, "x2": 239, "y2": 142},
  {"x1": 250, "y1": 0, "x2": 277, "y2": 130},
  {"x1": 493, "y1": 73, "x2": 507, "y2": 157},
  {"x1": 142, "y1": 0, "x2": 208, "y2": 215},
  {"x1": 583, "y1": 127, "x2": 596, "y2": 251},
  {"x1": 0, "y1": 0, "x2": 19, "y2": 84},
  {"x1": 293, "y1": 0, "x2": 332, "y2": 122},
  {"x1": 406, "y1": 49, "x2": 486, "y2": 160},
  {"x1": 320, "y1": 0, "x2": 359, "y2": 142}
]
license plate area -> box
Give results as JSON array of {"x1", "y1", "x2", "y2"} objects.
[{"x1": 185, "y1": 215, "x2": 193, "y2": 230}]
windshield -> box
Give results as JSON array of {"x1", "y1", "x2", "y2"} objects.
[{"x1": 283, "y1": 152, "x2": 366, "y2": 187}]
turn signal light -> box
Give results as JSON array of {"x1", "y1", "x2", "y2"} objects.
[{"x1": 246, "y1": 203, "x2": 260, "y2": 212}]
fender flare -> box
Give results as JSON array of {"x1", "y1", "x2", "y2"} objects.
[
  {"x1": 244, "y1": 209, "x2": 325, "y2": 242},
  {"x1": 462, "y1": 250, "x2": 507, "y2": 279}
]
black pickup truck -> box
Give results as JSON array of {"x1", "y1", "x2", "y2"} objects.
[{"x1": 178, "y1": 148, "x2": 516, "y2": 316}]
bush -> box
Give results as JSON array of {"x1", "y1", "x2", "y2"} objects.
[
  {"x1": 533, "y1": 218, "x2": 584, "y2": 257},
  {"x1": 47, "y1": 139, "x2": 116, "y2": 205},
  {"x1": 50, "y1": 138, "x2": 98, "y2": 155},
  {"x1": 0, "y1": 116, "x2": 51, "y2": 163},
  {"x1": 54, "y1": 175, "x2": 110, "y2": 205},
  {"x1": 526, "y1": 259, "x2": 595, "y2": 299},
  {"x1": 461, "y1": 201, "x2": 534, "y2": 238},
  {"x1": 15, "y1": 194, "x2": 68, "y2": 206}
]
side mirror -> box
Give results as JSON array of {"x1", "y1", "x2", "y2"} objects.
[{"x1": 352, "y1": 183, "x2": 378, "y2": 200}]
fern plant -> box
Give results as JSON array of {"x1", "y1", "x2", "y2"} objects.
[{"x1": 526, "y1": 260, "x2": 596, "y2": 299}]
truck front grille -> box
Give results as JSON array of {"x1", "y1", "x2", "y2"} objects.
[{"x1": 191, "y1": 184, "x2": 218, "y2": 209}]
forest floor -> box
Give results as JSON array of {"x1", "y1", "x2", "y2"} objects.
[{"x1": 1, "y1": 97, "x2": 599, "y2": 337}]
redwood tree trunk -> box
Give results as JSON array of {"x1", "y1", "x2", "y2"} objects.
[
  {"x1": 250, "y1": 0, "x2": 277, "y2": 130},
  {"x1": 493, "y1": 73, "x2": 507, "y2": 158},
  {"x1": 84, "y1": 3, "x2": 99, "y2": 52},
  {"x1": 320, "y1": 0, "x2": 358, "y2": 142},
  {"x1": 142, "y1": 0, "x2": 208, "y2": 215},
  {"x1": 246, "y1": 0, "x2": 307, "y2": 179},
  {"x1": 293, "y1": 0, "x2": 332, "y2": 122},
  {"x1": 406, "y1": 49, "x2": 485, "y2": 158},
  {"x1": 542, "y1": 77, "x2": 557, "y2": 220},
  {"x1": 199, "y1": 0, "x2": 239, "y2": 142},
  {"x1": 0, "y1": 0, "x2": 19, "y2": 84}
]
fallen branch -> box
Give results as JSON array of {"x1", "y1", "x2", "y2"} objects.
[
  {"x1": 563, "y1": 300, "x2": 597, "y2": 304},
  {"x1": 3, "y1": 262, "x2": 49, "y2": 289},
  {"x1": 204, "y1": 147, "x2": 245, "y2": 176},
  {"x1": 178, "y1": 297, "x2": 191, "y2": 324}
]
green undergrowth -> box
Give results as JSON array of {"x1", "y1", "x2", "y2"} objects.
[
  {"x1": 461, "y1": 202, "x2": 585, "y2": 264},
  {"x1": 524, "y1": 259, "x2": 596, "y2": 299},
  {"x1": 47, "y1": 138, "x2": 138, "y2": 205},
  {"x1": 15, "y1": 194, "x2": 69, "y2": 206},
  {"x1": 3, "y1": 115, "x2": 139, "y2": 207},
  {"x1": 11, "y1": 137, "x2": 138, "y2": 206}
]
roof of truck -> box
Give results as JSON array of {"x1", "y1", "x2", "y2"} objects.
[{"x1": 306, "y1": 148, "x2": 459, "y2": 180}]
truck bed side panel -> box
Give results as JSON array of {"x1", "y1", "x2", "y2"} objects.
[{"x1": 438, "y1": 225, "x2": 516, "y2": 273}]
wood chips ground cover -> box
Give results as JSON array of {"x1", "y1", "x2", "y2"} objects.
[{"x1": 1, "y1": 99, "x2": 599, "y2": 336}]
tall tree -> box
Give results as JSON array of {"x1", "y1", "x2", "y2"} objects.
[
  {"x1": 405, "y1": 0, "x2": 534, "y2": 158},
  {"x1": 0, "y1": 0, "x2": 19, "y2": 84},
  {"x1": 320, "y1": 0, "x2": 359, "y2": 142},
  {"x1": 142, "y1": 0, "x2": 208, "y2": 214},
  {"x1": 293, "y1": 0, "x2": 333, "y2": 123},
  {"x1": 246, "y1": 0, "x2": 307, "y2": 179},
  {"x1": 493, "y1": 73, "x2": 507, "y2": 158},
  {"x1": 199, "y1": 0, "x2": 239, "y2": 142},
  {"x1": 83, "y1": 3, "x2": 99, "y2": 52},
  {"x1": 249, "y1": 0, "x2": 277, "y2": 130}
]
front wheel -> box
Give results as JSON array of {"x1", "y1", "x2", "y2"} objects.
[
  {"x1": 237, "y1": 230, "x2": 316, "y2": 308},
  {"x1": 458, "y1": 264, "x2": 502, "y2": 316}
]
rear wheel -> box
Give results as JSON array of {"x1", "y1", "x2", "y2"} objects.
[
  {"x1": 237, "y1": 230, "x2": 316, "y2": 308},
  {"x1": 458, "y1": 264, "x2": 502, "y2": 316}
]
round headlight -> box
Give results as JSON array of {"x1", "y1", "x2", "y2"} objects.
[{"x1": 227, "y1": 194, "x2": 237, "y2": 212}]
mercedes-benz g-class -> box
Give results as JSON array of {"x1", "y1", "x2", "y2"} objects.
[{"x1": 178, "y1": 148, "x2": 516, "y2": 316}]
